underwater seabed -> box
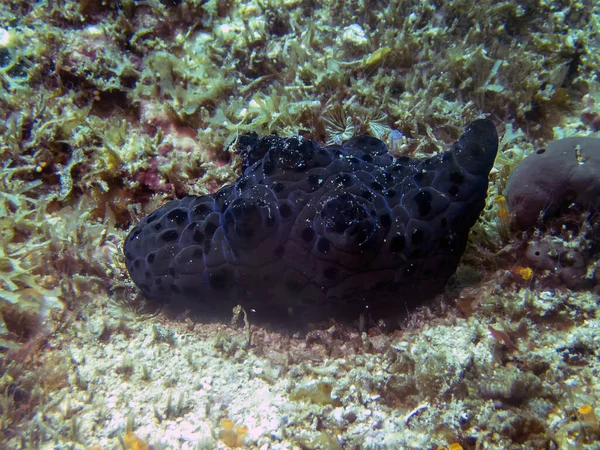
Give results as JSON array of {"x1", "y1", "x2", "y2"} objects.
[
  {"x1": 1, "y1": 0, "x2": 600, "y2": 449},
  {"x1": 5, "y1": 282, "x2": 600, "y2": 449}
]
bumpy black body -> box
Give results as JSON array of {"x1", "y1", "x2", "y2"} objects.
[{"x1": 124, "y1": 120, "x2": 498, "y2": 319}]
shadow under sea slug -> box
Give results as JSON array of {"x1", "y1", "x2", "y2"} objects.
[{"x1": 124, "y1": 119, "x2": 498, "y2": 321}]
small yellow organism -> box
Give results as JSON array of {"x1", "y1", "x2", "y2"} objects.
[
  {"x1": 436, "y1": 444, "x2": 463, "y2": 450},
  {"x1": 219, "y1": 418, "x2": 248, "y2": 448},
  {"x1": 577, "y1": 404, "x2": 598, "y2": 429},
  {"x1": 123, "y1": 432, "x2": 149, "y2": 450},
  {"x1": 495, "y1": 195, "x2": 511, "y2": 242},
  {"x1": 235, "y1": 424, "x2": 249, "y2": 445},
  {"x1": 362, "y1": 47, "x2": 392, "y2": 69},
  {"x1": 513, "y1": 266, "x2": 533, "y2": 280},
  {"x1": 496, "y1": 195, "x2": 510, "y2": 223}
]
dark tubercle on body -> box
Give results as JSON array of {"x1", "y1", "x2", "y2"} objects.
[{"x1": 124, "y1": 119, "x2": 498, "y2": 321}]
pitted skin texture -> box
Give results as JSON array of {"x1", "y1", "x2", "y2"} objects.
[{"x1": 124, "y1": 119, "x2": 498, "y2": 320}]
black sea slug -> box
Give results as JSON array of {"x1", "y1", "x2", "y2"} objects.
[{"x1": 124, "y1": 119, "x2": 498, "y2": 320}]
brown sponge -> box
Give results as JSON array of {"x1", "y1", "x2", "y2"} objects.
[{"x1": 506, "y1": 137, "x2": 600, "y2": 230}]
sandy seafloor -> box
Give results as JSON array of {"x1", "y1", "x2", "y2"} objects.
[{"x1": 1, "y1": 1, "x2": 600, "y2": 449}]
